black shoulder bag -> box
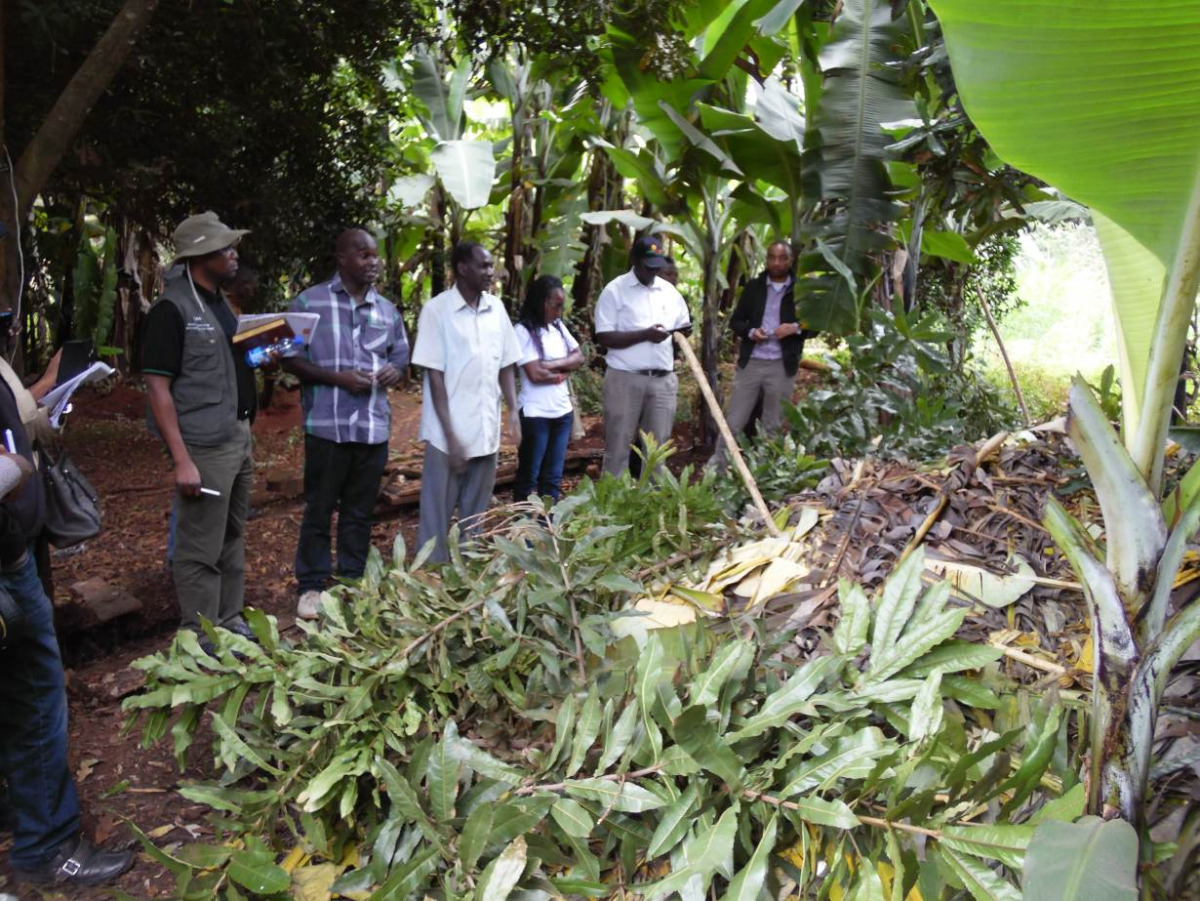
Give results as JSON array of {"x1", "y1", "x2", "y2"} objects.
[{"x1": 39, "y1": 448, "x2": 102, "y2": 548}]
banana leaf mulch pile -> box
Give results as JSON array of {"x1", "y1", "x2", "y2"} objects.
[{"x1": 633, "y1": 431, "x2": 1200, "y2": 817}]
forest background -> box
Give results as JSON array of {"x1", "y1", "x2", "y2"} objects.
[
  {"x1": 7, "y1": 1, "x2": 1199, "y2": 899},
  {"x1": 2, "y1": 0, "x2": 1120, "y2": 448}
]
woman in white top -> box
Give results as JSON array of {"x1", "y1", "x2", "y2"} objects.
[{"x1": 513, "y1": 276, "x2": 584, "y2": 502}]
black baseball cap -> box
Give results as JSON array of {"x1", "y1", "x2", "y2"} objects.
[{"x1": 631, "y1": 235, "x2": 669, "y2": 269}]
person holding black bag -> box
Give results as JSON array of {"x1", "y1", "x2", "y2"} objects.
[{"x1": 0, "y1": 378, "x2": 134, "y2": 888}]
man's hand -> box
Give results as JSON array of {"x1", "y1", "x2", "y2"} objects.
[
  {"x1": 750, "y1": 327, "x2": 770, "y2": 341},
  {"x1": 774, "y1": 322, "x2": 801, "y2": 339},
  {"x1": 446, "y1": 437, "x2": 469, "y2": 475},
  {"x1": 175, "y1": 457, "x2": 203, "y2": 498},
  {"x1": 43, "y1": 348, "x2": 63, "y2": 385},
  {"x1": 644, "y1": 325, "x2": 671, "y2": 344},
  {"x1": 374, "y1": 364, "x2": 404, "y2": 388},
  {"x1": 335, "y1": 370, "x2": 375, "y2": 395},
  {"x1": 505, "y1": 409, "x2": 522, "y2": 446}
]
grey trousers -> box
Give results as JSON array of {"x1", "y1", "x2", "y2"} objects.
[
  {"x1": 710, "y1": 358, "x2": 795, "y2": 467},
  {"x1": 173, "y1": 419, "x2": 253, "y2": 630},
  {"x1": 417, "y1": 443, "x2": 498, "y2": 564},
  {"x1": 601, "y1": 368, "x2": 678, "y2": 477}
]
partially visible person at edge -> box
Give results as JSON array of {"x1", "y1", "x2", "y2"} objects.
[
  {"x1": 0, "y1": 378, "x2": 135, "y2": 888},
  {"x1": 412, "y1": 242, "x2": 522, "y2": 563},
  {"x1": 0, "y1": 331, "x2": 64, "y2": 593},
  {"x1": 594, "y1": 236, "x2": 691, "y2": 477},
  {"x1": 284, "y1": 228, "x2": 409, "y2": 620},
  {"x1": 141, "y1": 212, "x2": 258, "y2": 653},
  {"x1": 512, "y1": 275, "x2": 583, "y2": 503},
  {"x1": 708, "y1": 239, "x2": 813, "y2": 469},
  {"x1": 225, "y1": 263, "x2": 260, "y2": 316}
]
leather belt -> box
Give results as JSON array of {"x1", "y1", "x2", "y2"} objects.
[{"x1": 634, "y1": 369, "x2": 671, "y2": 378}]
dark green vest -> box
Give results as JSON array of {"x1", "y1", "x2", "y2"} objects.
[{"x1": 147, "y1": 273, "x2": 239, "y2": 447}]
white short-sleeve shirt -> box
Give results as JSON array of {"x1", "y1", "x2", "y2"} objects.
[
  {"x1": 516, "y1": 321, "x2": 580, "y2": 418},
  {"x1": 412, "y1": 286, "x2": 523, "y2": 457},
  {"x1": 594, "y1": 270, "x2": 691, "y2": 372}
]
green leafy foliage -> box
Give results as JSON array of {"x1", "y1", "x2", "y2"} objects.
[
  {"x1": 788, "y1": 308, "x2": 1017, "y2": 460},
  {"x1": 719, "y1": 432, "x2": 829, "y2": 507},
  {"x1": 1023, "y1": 817, "x2": 1139, "y2": 901},
  {"x1": 124, "y1": 519, "x2": 1065, "y2": 898},
  {"x1": 570, "y1": 435, "x2": 730, "y2": 561}
]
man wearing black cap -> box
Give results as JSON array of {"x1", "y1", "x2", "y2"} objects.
[
  {"x1": 594, "y1": 236, "x2": 692, "y2": 476},
  {"x1": 141, "y1": 212, "x2": 258, "y2": 651}
]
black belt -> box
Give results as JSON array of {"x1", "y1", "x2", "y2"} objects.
[{"x1": 633, "y1": 369, "x2": 671, "y2": 378}]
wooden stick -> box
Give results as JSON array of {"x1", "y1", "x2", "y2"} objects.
[
  {"x1": 896, "y1": 430, "x2": 1008, "y2": 566},
  {"x1": 976, "y1": 286, "x2": 1032, "y2": 427},
  {"x1": 989, "y1": 641, "x2": 1068, "y2": 676},
  {"x1": 673, "y1": 332, "x2": 780, "y2": 537}
]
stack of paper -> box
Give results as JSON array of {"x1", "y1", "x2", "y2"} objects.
[{"x1": 38, "y1": 361, "x2": 116, "y2": 428}]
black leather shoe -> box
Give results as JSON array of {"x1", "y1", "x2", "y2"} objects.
[
  {"x1": 223, "y1": 616, "x2": 258, "y2": 642},
  {"x1": 13, "y1": 835, "x2": 135, "y2": 886}
]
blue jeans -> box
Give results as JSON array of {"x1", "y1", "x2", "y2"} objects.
[
  {"x1": 514, "y1": 411, "x2": 573, "y2": 503},
  {"x1": 0, "y1": 553, "x2": 80, "y2": 868}
]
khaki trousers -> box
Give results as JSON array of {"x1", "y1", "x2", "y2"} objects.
[
  {"x1": 601, "y1": 368, "x2": 678, "y2": 477},
  {"x1": 173, "y1": 419, "x2": 253, "y2": 630},
  {"x1": 710, "y1": 358, "x2": 795, "y2": 467},
  {"x1": 416, "y1": 443, "x2": 498, "y2": 564}
]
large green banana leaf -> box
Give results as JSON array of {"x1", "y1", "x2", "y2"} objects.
[
  {"x1": 928, "y1": 0, "x2": 1200, "y2": 484},
  {"x1": 800, "y1": 0, "x2": 913, "y2": 335},
  {"x1": 430, "y1": 140, "x2": 497, "y2": 210}
]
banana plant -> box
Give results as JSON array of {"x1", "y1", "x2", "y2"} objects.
[
  {"x1": 929, "y1": 0, "x2": 1200, "y2": 853},
  {"x1": 799, "y1": 0, "x2": 916, "y2": 333},
  {"x1": 410, "y1": 47, "x2": 497, "y2": 212}
]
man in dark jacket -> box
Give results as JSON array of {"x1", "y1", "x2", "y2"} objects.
[
  {"x1": 0, "y1": 379, "x2": 134, "y2": 887},
  {"x1": 709, "y1": 240, "x2": 812, "y2": 468},
  {"x1": 142, "y1": 212, "x2": 257, "y2": 650}
]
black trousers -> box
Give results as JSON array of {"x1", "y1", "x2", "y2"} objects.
[{"x1": 295, "y1": 434, "x2": 388, "y2": 594}]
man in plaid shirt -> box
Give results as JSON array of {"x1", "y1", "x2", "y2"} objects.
[{"x1": 283, "y1": 228, "x2": 409, "y2": 619}]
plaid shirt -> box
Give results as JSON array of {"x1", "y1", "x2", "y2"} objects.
[{"x1": 289, "y1": 274, "x2": 409, "y2": 444}]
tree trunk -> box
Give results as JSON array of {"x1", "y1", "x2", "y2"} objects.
[
  {"x1": 699, "y1": 243, "x2": 723, "y2": 450},
  {"x1": 503, "y1": 109, "x2": 525, "y2": 312},
  {"x1": 14, "y1": 0, "x2": 160, "y2": 213},
  {"x1": 572, "y1": 148, "x2": 622, "y2": 316},
  {"x1": 430, "y1": 184, "x2": 447, "y2": 298}
]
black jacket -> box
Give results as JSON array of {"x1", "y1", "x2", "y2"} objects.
[
  {"x1": 0, "y1": 380, "x2": 43, "y2": 566},
  {"x1": 729, "y1": 271, "x2": 814, "y2": 377}
]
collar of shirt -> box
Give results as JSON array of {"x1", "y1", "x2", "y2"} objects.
[
  {"x1": 449, "y1": 283, "x2": 500, "y2": 314},
  {"x1": 330, "y1": 271, "x2": 381, "y2": 308},
  {"x1": 621, "y1": 269, "x2": 667, "y2": 293},
  {"x1": 767, "y1": 276, "x2": 792, "y2": 292}
]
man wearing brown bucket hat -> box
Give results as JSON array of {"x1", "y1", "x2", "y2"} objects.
[{"x1": 141, "y1": 212, "x2": 258, "y2": 653}]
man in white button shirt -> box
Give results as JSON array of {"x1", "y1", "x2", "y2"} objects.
[
  {"x1": 412, "y1": 242, "x2": 522, "y2": 562},
  {"x1": 594, "y1": 236, "x2": 692, "y2": 477}
]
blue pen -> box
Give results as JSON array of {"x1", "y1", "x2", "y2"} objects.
[{"x1": 3, "y1": 429, "x2": 14, "y2": 454}]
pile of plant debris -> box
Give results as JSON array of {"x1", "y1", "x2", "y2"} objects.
[{"x1": 120, "y1": 432, "x2": 1200, "y2": 899}]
